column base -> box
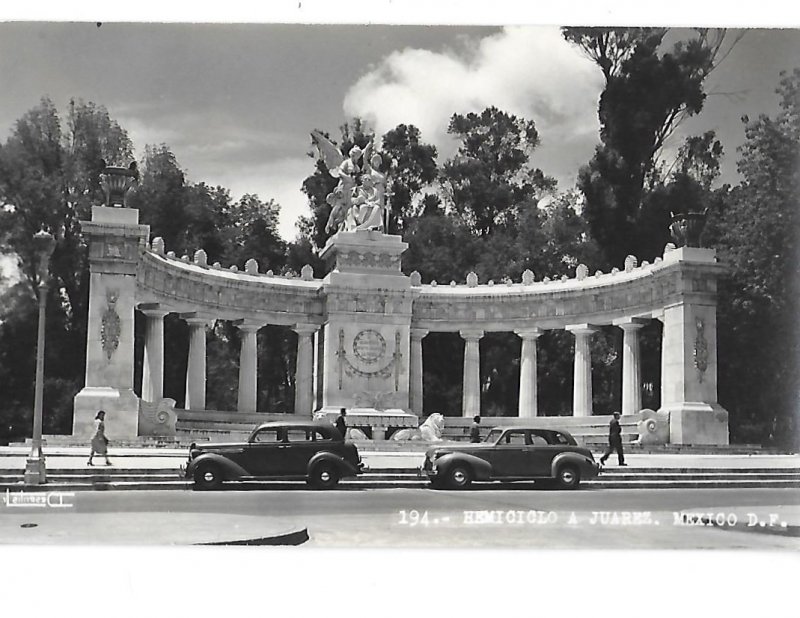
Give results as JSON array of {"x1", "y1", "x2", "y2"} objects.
[
  {"x1": 24, "y1": 457, "x2": 47, "y2": 485},
  {"x1": 73, "y1": 387, "x2": 140, "y2": 440},
  {"x1": 659, "y1": 402, "x2": 730, "y2": 445}
]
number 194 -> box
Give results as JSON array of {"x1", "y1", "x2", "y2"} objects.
[{"x1": 399, "y1": 510, "x2": 430, "y2": 526}]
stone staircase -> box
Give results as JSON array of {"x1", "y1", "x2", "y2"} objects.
[
  {"x1": 16, "y1": 408, "x2": 781, "y2": 456},
  {"x1": 2, "y1": 463, "x2": 798, "y2": 491}
]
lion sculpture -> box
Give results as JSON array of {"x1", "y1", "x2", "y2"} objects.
[{"x1": 391, "y1": 413, "x2": 445, "y2": 442}]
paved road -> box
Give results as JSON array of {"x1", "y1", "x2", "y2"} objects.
[{"x1": 2, "y1": 486, "x2": 798, "y2": 549}]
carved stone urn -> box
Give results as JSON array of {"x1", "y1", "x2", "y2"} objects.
[
  {"x1": 100, "y1": 161, "x2": 139, "y2": 207},
  {"x1": 670, "y1": 208, "x2": 709, "y2": 248}
]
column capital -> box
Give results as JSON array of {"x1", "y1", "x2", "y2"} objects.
[
  {"x1": 459, "y1": 329, "x2": 484, "y2": 341},
  {"x1": 515, "y1": 327, "x2": 543, "y2": 340},
  {"x1": 233, "y1": 319, "x2": 265, "y2": 334},
  {"x1": 293, "y1": 323, "x2": 320, "y2": 337},
  {"x1": 565, "y1": 324, "x2": 600, "y2": 336},
  {"x1": 613, "y1": 317, "x2": 649, "y2": 331},
  {"x1": 180, "y1": 312, "x2": 214, "y2": 327},
  {"x1": 138, "y1": 303, "x2": 169, "y2": 318},
  {"x1": 410, "y1": 328, "x2": 429, "y2": 341}
]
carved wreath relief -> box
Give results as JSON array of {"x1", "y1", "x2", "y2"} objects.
[
  {"x1": 337, "y1": 328, "x2": 402, "y2": 391},
  {"x1": 694, "y1": 319, "x2": 709, "y2": 383},
  {"x1": 353, "y1": 330, "x2": 386, "y2": 364},
  {"x1": 100, "y1": 289, "x2": 121, "y2": 361}
]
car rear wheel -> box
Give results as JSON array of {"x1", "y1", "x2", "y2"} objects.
[
  {"x1": 445, "y1": 464, "x2": 472, "y2": 490},
  {"x1": 194, "y1": 463, "x2": 223, "y2": 490},
  {"x1": 309, "y1": 462, "x2": 340, "y2": 489},
  {"x1": 556, "y1": 464, "x2": 581, "y2": 490}
]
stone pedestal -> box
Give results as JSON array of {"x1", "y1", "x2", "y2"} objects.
[
  {"x1": 73, "y1": 387, "x2": 141, "y2": 439},
  {"x1": 657, "y1": 247, "x2": 729, "y2": 445},
  {"x1": 73, "y1": 207, "x2": 149, "y2": 439},
  {"x1": 319, "y1": 231, "x2": 414, "y2": 415}
]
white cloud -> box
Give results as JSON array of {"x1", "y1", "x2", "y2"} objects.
[{"x1": 343, "y1": 26, "x2": 604, "y2": 187}]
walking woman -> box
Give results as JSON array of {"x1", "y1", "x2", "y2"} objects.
[{"x1": 88, "y1": 410, "x2": 111, "y2": 466}]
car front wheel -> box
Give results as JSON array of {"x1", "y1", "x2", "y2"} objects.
[
  {"x1": 309, "y1": 462, "x2": 340, "y2": 489},
  {"x1": 556, "y1": 464, "x2": 581, "y2": 489},
  {"x1": 194, "y1": 463, "x2": 223, "y2": 490},
  {"x1": 445, "y1": 464, "x2": 472, "y2": 490}
]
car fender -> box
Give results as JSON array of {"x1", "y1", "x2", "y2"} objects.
[
  {"x1": 186, "y1": 453, "x2": 249, "y2": 480},
  {"x1": 550, "y1": 452, "x2": 594, "y2": 478},
  {"x1": 307, "y1": 451, "x2": 359, "y2": 477},
  {"x1": 435, "y1": 452, "x2": 493, "y2": 480}
]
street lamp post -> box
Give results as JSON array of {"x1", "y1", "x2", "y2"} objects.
[{"x1": 24, "y1": 229, "x2": 56, "y2": 486}]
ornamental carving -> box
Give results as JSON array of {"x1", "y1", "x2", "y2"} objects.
[
  {"x1": 336, "y1": 328, "x2": 402, "y2": 388},
  {"x1": 353, "y1": 330, "x2": 386, "y2": 364},
  {"x1": 694, "y1": 319, "x2": 709, "y2": 382},
  {"x1": 100, "y1": 289, "x2": 121, "y2": 361}
]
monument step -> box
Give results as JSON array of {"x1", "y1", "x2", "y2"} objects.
[{"x1": 3, "y1": 477, "x2": 799, "y2": 491}]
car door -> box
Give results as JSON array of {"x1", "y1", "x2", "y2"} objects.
[
  {"x1": 242, "y1": 427, "x2": 285, "y2": 477},
  {"x1": 528, "y1": 431, "x2": 557, "y2": 476},
  {"x1": 282, "y1": 428, "x2": 318, "y2": 476},
  {"x1": 488, "y1": 430, "x2": 529, "y2": 478}
]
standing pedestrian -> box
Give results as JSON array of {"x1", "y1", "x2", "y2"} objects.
[
  {"x1": 87, "y1": 410, "x2": 111, "y2": 466},
  {"x1": 335, "y1": 408, "x2": 347, "y2": 440},
  {"x1": 599, "y1": 412, "x2": 626, "y2": 466},
  {"x1": 469, "y1": 415, "x2": 482, "y2": 443}
]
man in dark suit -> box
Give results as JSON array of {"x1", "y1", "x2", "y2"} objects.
[
  {"x1": 469, "y1": 415, "x2": 482, "y2": 443},
  {"x1": 335, "y1": 408, "x2": 347, "y2": 440},
  {"x1": 600, "y1": 412, "x2": 627, "y2": 466}
]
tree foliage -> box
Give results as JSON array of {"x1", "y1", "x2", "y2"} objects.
[
  {"x1": 565, "y1": 28, "x2": 737, "y2": 268},
  {"x1": 442, "y1": 106, "x2": 555, "y2": 237},
  {"x1": 714, "y1": 70, "x2": 800, "y2": 446},
  {"x1": 0, "y1": 99, "x2": 293, "y2": 441}
]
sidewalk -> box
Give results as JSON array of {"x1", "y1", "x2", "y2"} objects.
[
  {"x1": 0, "y1": 511, "x2": 308, "y2": 545},
  {"x1": 1, "y1": 446, "x2": 799, "y2": 471}
]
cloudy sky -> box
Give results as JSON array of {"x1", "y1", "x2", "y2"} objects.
[{"x1": 1, "y1": 8, "x2": 799, "y2": 241}]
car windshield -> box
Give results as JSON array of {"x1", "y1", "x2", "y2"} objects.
[{"x1": 484, "y1": 429, "x2": 503, "y2": 444}]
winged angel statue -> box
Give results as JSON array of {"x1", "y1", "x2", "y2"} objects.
[{"x1": 310, "y1": 130, "x2": 390, "y2": 235}]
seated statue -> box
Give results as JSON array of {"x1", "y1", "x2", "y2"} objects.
[
  {"x1": 390, "y1": 413, "x2": 445, "y2": 441},
  {"x1": 352, "y1": 176, "x2": 384, "y2": 231}
]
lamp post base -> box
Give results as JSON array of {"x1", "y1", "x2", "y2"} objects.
[{"x1": 24, "y1": 457, "x2": 47, "y2": 485}]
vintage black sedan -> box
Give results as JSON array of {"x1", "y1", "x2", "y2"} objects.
[
  {"x1": 422, "y1": 427, "x2": 600, "y2": 490},
  {"x1": 184, "y1": 421, "x2": 365, "y2": 490}
]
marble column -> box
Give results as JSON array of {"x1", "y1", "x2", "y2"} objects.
[
  {"x1": 314, "y1": 328, "x2": 325, "y2": 410},
  {"x1": 659, "y1": 314, "x2": 667, "y2": 408},
  {"x1": 515, "y1": 328, "x2": 542, "y2": 417},
  {"x1": 460, "y1": 329, "x2": 484, "y2": 417},
  {"x1": 140, "y1": 305, "x2": 168, "y2": 403},
  {"x1": 183, "y1": 315, "x2": 211, "y2": 410},
  {"x1": 235, "y1": 321, "x2": 262, "y2": 413},
  {"x1": 567, "y1": 324, "x2": 598, "y2": 417},
  {"x1": 409, "y1": 328, "x2": 429, "y2": 415},
  {"x1": 293, "y1": 324, "x2": 319, "y2": 416},
  {"x1": 615, "y1": 318, "x2": 647, "y2": 415}
]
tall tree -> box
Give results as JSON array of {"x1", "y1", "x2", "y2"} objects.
[
  {"x1": 714, "y1": 69, "x2": 800, "y2": 447},
  {"x1": 442, "y1": 106, "x2": 555, "y2": 237},
  {"x1": 0, "y1": 98, "x2": 133, "y2": 436},
  {"x1": 564, "y1": 28, "x2": 741, "y2": 267},
  {"x1": 380, "y1": 124, "x2": 438, "y2": 234}
]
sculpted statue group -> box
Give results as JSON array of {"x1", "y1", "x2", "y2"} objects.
[{"x1": 310, "y1": 130, "x2": 390, "y2": 235}]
